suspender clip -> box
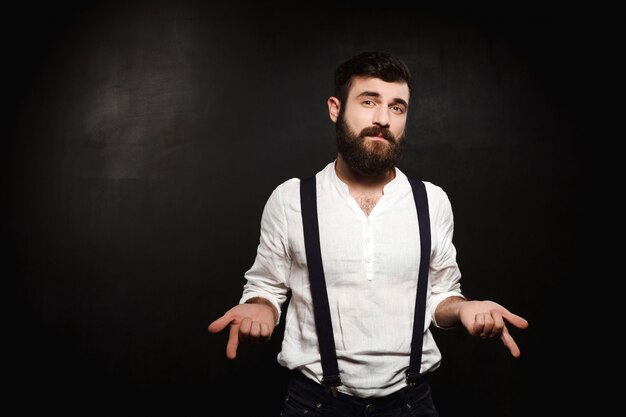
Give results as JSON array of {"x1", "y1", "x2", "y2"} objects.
[
  {"x1": 405, "y1": 372, "x2": 422, "y2": 387},
  {"x1": 322, "y1": 376, "x2": 342, "y2": 398}
]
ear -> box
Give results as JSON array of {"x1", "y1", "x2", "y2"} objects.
[{"x1": 327, "y1": 96, "x2": 341, "y2": 123}]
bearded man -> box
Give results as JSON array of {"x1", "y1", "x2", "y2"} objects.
[{"x1": 208, "y1": 51, "x2": 528, "y2": 417}]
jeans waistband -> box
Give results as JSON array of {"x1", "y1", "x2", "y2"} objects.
[{"x1": 289, "y1": 369, "x2": 428, "y2": 407}]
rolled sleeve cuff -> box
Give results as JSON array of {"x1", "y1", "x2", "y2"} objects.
[{"x1": 429, "y1": 291, "x2": 465, "y2": 328}]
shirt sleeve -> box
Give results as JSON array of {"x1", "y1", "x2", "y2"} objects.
[
  {"x1": 426, "y1": 185, "x2": 465, "y2": 328},
  {"x1": 239, "y1": 181, "x2": 293, "y2": 324}
]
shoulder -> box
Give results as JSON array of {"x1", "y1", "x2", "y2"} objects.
[
  {"x1": 269, "y1": 161, "x2": 334, "y2": 200},
  {"x1": 267, "y1": 177, "x2": 301, "y2": 204},
  {"x1": 423, "y1": 181, "x2": 449, "y2": 203},
  {"x1": 422, "y1": 181, "x2": 454, "y2": 221},
  {"x1": 399, "y1": 171, "x2": 454, "y2": 219},
  {"x1": 399, "y1": 171, "x2": 450, "y2": 206},
  {"x1": 258, "y1": 178, "x2": 301, "y2": 223}
]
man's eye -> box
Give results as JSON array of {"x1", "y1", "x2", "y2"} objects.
[{"x1": 391, "y1": 105, "x2": 405, "y2": 114}]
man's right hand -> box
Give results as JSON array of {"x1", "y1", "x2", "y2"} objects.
[{"x1": 207, "y1": 300, "x2": 277, "y2": 359}]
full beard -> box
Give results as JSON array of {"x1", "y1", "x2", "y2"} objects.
[{"x1": 335, "y1": 113, "x2": 405, "y2": 176}]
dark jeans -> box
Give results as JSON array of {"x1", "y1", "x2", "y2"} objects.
[{"x1": 280, "y1": 370, "x2": 439, "y2": 417}]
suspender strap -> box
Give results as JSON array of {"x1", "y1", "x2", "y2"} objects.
[
  {"x1": 299, "y1": 175, "x2": 431, "y2": 389},
  {"x1": 299, "y1": 176, "x2": 342, "y2": 390},
  {"x1": 406, "y1": 177, "x2": 431, "y2": 384}
]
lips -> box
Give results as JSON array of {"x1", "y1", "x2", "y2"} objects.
[
  {"x1": 365, "y1": 135, "x2": 388, "y2": 142},
  {"x1": 360, "y1": 126, "x2": 395, "y2": 142}
]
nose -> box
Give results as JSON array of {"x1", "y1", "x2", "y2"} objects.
[{"x1": 373, "y1": 106, "x2": 390, "y2": 128}]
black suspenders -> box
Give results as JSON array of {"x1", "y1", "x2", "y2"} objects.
[
  {"x1": 300, "y1": 176, "x2": 342, "y2": 392},
  {"x1": 406, "y1": 177, "x2": 432, "y2": 385},
  {"x1": 299, "y1": 176, "x2": 431, "y2": 394}
]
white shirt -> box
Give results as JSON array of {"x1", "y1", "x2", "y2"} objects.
[{"x1": 240, "y1": 160, "x2": 463, "y2": 398}]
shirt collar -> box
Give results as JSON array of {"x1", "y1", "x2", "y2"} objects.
[{"x1": 329, "y1": 159, "x2": 403, "y2": 197}]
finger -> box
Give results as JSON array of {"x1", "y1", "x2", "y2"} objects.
[
  {"x1": 503, "y1": 312, "x2": 529, "y2": 330},
  {"x1": 239, "y1": 317, "x2": 252, "y2": 344},
  {"x1": 249, "y1": 321, "x2": 261, "y2": 340},
  {"x1": 260, "y1": 322, "x2": 271, "y2": 339},
  {"x1": 471, "y1": 313, "x2": 485, "y2": 337},
  {"x1": 226, "y1": 323, "x2": 240, "y2": 359},
  {"x1": 208, "y1": 314, "x2": 233, "y2": 334},
  {"x1": 500, "y1": 325, "x2": 521, "y2": 358},
  {"x1": 480, "y1": 314, "x2": 495, "y2": 339},
  {"x1": 490, "y1": 312, "x2": 505, "y2": 339}
]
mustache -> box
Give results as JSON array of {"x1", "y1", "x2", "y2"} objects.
[{"x1": 359, "y1": 126, "x2": 396, "y2": 142}]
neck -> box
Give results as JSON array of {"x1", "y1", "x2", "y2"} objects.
[{"x1": 335, "y1": 154, "x2": 396, "y2": 193}]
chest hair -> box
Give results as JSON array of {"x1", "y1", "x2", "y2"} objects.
[{"x1": 354, "y1": 195, "x2": 382, "y2": 216}]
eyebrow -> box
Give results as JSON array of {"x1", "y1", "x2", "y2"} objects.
[{"x1": 356, "y1": 91, "x2": 408, "y2": 108}]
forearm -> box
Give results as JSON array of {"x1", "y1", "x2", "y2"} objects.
[{"x1": 433, "y1": 296, "x2": 468, "y2": 328}]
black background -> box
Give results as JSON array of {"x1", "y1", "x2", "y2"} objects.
[{"x1": 4, "y1": 2, "x2": 616, "y2": 415}]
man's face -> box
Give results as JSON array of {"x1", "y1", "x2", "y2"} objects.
[{"x1": 334, "y1": 76, "x2": 410, "y2": 176}]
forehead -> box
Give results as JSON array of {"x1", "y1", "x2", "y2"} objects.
[{"x1": 348, "y1": 76, "x2": 410, "y2": 103}]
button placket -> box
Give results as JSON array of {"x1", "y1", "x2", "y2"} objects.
[{"x1": 364, "y1": 219, "x2": 374, "y2": 281}]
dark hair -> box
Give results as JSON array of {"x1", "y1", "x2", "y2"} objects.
[{"x1": 333, "y1": 51, "x2": 412, "y2": 104}]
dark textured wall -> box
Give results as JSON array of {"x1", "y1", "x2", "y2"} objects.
[{"x1": 5, "y1": 3, "x2": 613, "y2": 415}]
